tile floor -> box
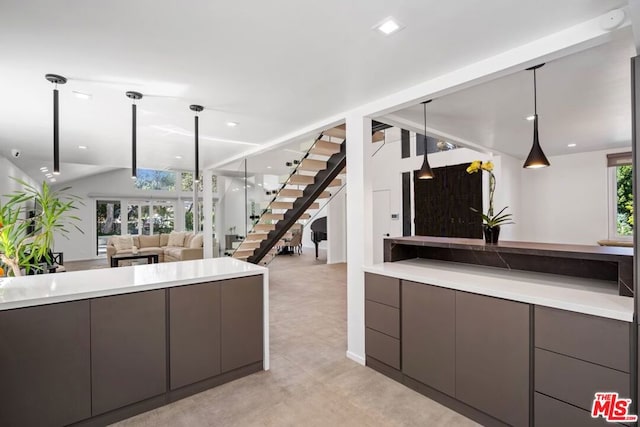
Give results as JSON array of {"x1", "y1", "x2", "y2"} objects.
[{"x1": 105, "y1": 251, "x2": 478, "y2": 426}]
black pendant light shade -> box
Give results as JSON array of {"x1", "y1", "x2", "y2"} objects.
[
  {"x1": 190, "y1": 105, "x2": 204, "y2": 183},
  {"x1": 523, "y1": 64, "x2": 550, "y2": 169},
  {"x1": 417, "y1": 100, "x2": 435, "y2": 179},
  {"x1": 46, "y1": 74, "x2": 67, "y2": 175},
  {"x1": 126, "y1": 91, "x2": 143, "y2": 179}
]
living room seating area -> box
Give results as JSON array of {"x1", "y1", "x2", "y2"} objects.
[{"x1": 106, "y1": 231, "x2": 204, "y2": 266}]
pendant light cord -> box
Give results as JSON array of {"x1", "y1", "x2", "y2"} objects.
[
  {"x1": 533, "y1": 68, "x2": 537, "y2": 115},
  {"x1": 423, "y1": 102, "x2": 427, "y2": 136}
]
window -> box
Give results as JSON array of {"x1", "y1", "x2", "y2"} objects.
[
  {"x1": 134, "y1": 169, "x2": 176, "y2": 191},
  {"x1": 608, "y1": 153, "x2": 633, "y2": 239},
  {"x1": 181, "y1": 172, "x2": 217, "y2": 193}
]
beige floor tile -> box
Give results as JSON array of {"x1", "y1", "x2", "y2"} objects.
[{"x1": 110, "y1": 252, "x2": 478, "y2": 427}]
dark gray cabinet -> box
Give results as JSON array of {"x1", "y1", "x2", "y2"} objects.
[
  {"x1": 402, "y1": 280, "x2": 455, "y2": 396},
  {"x1": 0, "y1": 301, "x2": 91, "y2": 427},
  {"x1": 221, "y1": 276, "x2": 264, "y2": 372},
  {"x1": 91, "y1": 290, "x2": 167, "y2": 415},
  {"x1": 365, "y1": 273, "x2": 400, "y2": 369},
  {"x1": 170, "y1": 282, "x2": 222, "y2": 389},
  {"x1": 455, "y1": 291, "x2": 530, "y2": 427}
]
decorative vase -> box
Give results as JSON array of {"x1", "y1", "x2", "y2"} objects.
[{"x1": 483, "y1": 225, "x2": 500, "y2": 244}]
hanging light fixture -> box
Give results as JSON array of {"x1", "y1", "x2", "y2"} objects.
[
  {"x1": 126, "y1": 91, "x2": 143, "y2": 179},
  {"x1": 417, "y1": 100, "x2": 435, "y2": 179},
  {"x1": 523, "y1": 64, "x2": 550, "y2": 169},
  {"x1": 190, "y1": 105, "x2": 204, "y2": 183},
  {"x1": 45, "y1": 74, "x2": 67, "y2": 175}
]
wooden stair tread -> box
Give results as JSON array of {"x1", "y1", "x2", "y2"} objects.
[
  {"x1": 261, "y1": 213, "x2": 285, "y2": 221},
  {"x1": 310, "y1": 140, "x2": 341, "y2": 156},
  {"x1": 323, "y1": 127, "x2": 346, "y2": 139},
  {"x1": 299, "y1": 158, "x2": 327, "y2": 172},
  {"x1": 270, "y1": 201, "x2": 293, "y2": 210},
  {"x1": 328, "y1": 178, "x2": 342, "y2": 187},
  {"x1": 372, "y1": 131, "x2": 385, "y2": 143},
  {"x1": 277, "y1": 189, "x2": 304, "y2": 198},
  {"x1": 254, "y1": 224, "x2": 276, "y2": 231},
  {"x1": 287, "y1": 174, "x2": 315, "y2": 185}
]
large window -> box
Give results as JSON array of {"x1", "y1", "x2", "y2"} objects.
[
  {"x1": 608, "y1": 153, "x2": 633, "y2": 239},
  {"x1": 135, "y1": 169, "x2": 176, "y2": 191}
]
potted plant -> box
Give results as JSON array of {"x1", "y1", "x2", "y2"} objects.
[
  {"x1": 0, "y1": 179, "x2": 82, "y2": 276},
  {"x1": 466, "y1": 160, "x2": 513, "y2": 243}
]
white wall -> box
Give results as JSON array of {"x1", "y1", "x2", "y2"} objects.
[
  {"x1": 518, "y1": 149, "x2": 623, "y2": 245},
  {"x1": 0, "y1": 155, "x2": 38, "y2": 201},
  {"x1": 327, "y1": 188, "x2": 347, "y2": 264}
]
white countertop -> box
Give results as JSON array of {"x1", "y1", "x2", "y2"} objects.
[
  {"x1": 364, "y1": 259, "x2": 634, "y2": 322},
  {"x1": 0, "y1": 258, "x2": 267, "y2": 311}
]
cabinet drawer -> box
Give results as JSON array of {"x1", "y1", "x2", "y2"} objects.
[
  {"x1": 365, "y1": 300, "x2": 399, "y2": 338},
  {"x1": 535, "y1": 393, "x2": 613, "y2": 427},
  {"x1": 366, "y1": 328, "x2": 400, "y2": 369},
  {"x1": 365, "y1": 273, "x2": 399, "y2": 308},
  {"x1": 535, "y1": 306, "x2": 630, "y2": 372},
  {"x1": 535, "y1": 348, "x2": 630, "y2": 412}
]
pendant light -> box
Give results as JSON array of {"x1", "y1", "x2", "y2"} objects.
[
  {"x1": 417, "y1": 100, "x2": 435, "y2": 179},
  {"x1": 190, "y1": 105, "x2": 204, "y2": 183},
  {"x1": 45, "y1": 74, "x2": 67, "y2": 175},
  {"x1": 523, "y1": 64, "x2": 550, "y2": 169},
  {"x1": 126, "y1": 91, "x2": 143, "y2": 179}
]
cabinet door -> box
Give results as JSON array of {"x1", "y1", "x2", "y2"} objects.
[
  {"x1": 456, "y1": 291, "x2": 530, "y2": 427},
  {"x1": 91, "y1": 290, "x2": 167, "y2": 415},
  {"x1": 402, "y1": 280, "x2": 455, "y2": 396},
  {"x1": 221, "y1": 276, "x2": 264, "y2": 372},
  {"x1": 170, "y1": 282, "x2": 221, "y2": 389},
  {"x1": 0, "y1": 301, "x2": 91, "y2": 427}
]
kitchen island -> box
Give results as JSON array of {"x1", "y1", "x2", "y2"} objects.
[
  {"x1": 0, "y1": 257, "x2": 268, "y2": 427},
  {"x1": 363, "y1": 236, "x2": 635, "y2": 427}
]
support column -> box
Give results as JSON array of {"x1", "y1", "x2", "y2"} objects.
[
  {"x1": 346, "y1": 114, "x2": 373, "y2": 365},
  {"x1": 203, "y1": 169, "x2": 214, "y2": 258}
]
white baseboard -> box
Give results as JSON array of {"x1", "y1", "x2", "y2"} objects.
[{"x1": 346, "y1": 350, "x2": 365, "y2": 366}]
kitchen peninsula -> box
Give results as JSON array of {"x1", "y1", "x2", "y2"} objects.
[
  {"x1": 0, "y1": 258, "x2": 268, "y2": 427},
  {"x1": 364, "y1": 236, "x2": 635, "y2": 427}
]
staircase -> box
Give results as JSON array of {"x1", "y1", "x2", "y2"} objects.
[
  {"x1": 232, "y1": 122, "x2": 390, "y2": 265},
  {"x1": 232, "y1": 127, "x2": 347, "y2": 264}
]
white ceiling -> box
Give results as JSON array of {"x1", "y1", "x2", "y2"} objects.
[
  {"x1": 0, "y1": 0, "x2": 628, "y2": 183},
  {"x1": 383, "y1": 30, "x2": 636, "y2": 158}
]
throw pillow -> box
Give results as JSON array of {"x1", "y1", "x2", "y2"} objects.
[
  {"x1": 190, "y1": 233, "x2": 204, "y2": 249},
  {"x1": 112, "y1": 236, "x2": 133, "y2": 251},
  {"x1": 167, "y1": 231, "x2": 186, "y2": 247}
]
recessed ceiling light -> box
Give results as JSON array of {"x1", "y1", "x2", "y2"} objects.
[
  {"x1": 525, "y1": 115, "x2": 536, "y2": 121},
  {"x1": 227, "y1": 121, "x2": 238, "y2": 127},
  {"x1": 72, "y1": 91, "x2": 92, "y2": 100},
  {"x1": 45, "y1": 173, "x2": 53, "y2": 178},
  {"x1": 568, "y1": 143, "x2": 577, "y2": 148},
  {"x1": 267, "y1": 166, "x2": 272, "y2": 169},
  {"x1": 49, "y1": 178, "x2": 56, "y2": 182},
  {"x1": 78, "y1": 145, "x2": 87, "y2": 150},
  {"x1": 175, "y1": 155, "x2": 182, "y2": 159},
  {"x1": 375, "y1": 17, "x2": 403, "y2": 35},
  {"x1": 40, "y1": 167, "x2": 48, "y2": 172}
]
